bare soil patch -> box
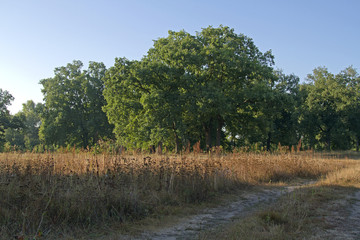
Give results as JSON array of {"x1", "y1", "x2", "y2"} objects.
[
  {"x1": 310, "y1": 188, "x2": 360, "y2": 240},
  {"x1": 118, "y1": 183, "x2": 310, "y2": 240}
]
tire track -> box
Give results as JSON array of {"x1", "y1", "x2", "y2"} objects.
[
  {"x1": 311, "y1": 189, "x2": 360, "y2": 240},
  {"x1": 126, "y1": 184, "x2": 311, "y2": 240}
]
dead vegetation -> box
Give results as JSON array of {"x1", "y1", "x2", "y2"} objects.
[
  {"x1": 0, "y1": 150, "x2": 357, "y2": 239},
  {"x1": 200, "y1": 152, "x2": 360, "y2": 240}
]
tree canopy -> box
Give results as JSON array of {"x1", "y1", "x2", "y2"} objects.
[
  {"x1": 5, "y1": 100, "x2": 43, "y2": 150},
  {"x1": 0, "y1": 89, "x2": 14, "y2": 150},
  {"x1": 103, "y1": 26, "x2": 276, "y2": 152},
  {"x1": 39, "y1": 60, "x2": 113, "y2": 148},
  {"x1": 299, "y1": 66, "x2": 360, "y2": 150},
  {"x1": 1, "y1": 26, "x2": 360, "y2": 152}
]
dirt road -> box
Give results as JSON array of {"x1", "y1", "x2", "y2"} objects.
[
  {"x1": 310, "y1": 189, "x2": 360, "y2": 240},
  {"x1": 115, "y1": 181, "x2": 360, "y2": 240},
  {"x1": 124, "y1": 184, "x2": 308, "y2": 240}
]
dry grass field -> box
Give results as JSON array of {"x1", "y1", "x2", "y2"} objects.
[
  {"x1": 200, "y1": 152, "x2": 360, "y2": 240},
  {"x1": 0, "y1": 150, "x2": 358, "y2": 239}
]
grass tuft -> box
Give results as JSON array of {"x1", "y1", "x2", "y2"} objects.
[{"x1": 0, "y1": 151, "x2": 356, "y2": 239}]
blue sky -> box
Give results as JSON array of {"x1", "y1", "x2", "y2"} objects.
[{"x1": 1, "y1": 0, "x2": 359, "y2": 113}]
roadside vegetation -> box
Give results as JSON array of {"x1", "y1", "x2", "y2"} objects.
[
  {"x1": 1, "y1": 26, "x2": 360, "y2": 155},
  {"x1": 200, "y1": 152, "x2": 360, "y2": 240},
  {"x1": 0, "y1": 150, "x2": 358, "y2": 239},
  {"x1": 0, "y1": 25, "x2": 359, "y2": 239}
]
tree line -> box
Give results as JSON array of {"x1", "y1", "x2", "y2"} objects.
[{"x1": 1, "y1": 26, "x2": 359, "y2": 152}]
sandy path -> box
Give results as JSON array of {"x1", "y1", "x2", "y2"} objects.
[
  {"x1": 125, "y1": 184, "x2": 307, "y2": 240},
  {"x1": 115, "y1": 182, "x2": 360, "y2": 240},
  {"x1": 311, "y1": 189, "x2": 360, "y2": 240}
]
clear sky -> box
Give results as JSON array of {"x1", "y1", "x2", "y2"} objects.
[{"x1": 1, "y1": 0, "x2": 359, "y2": 114}]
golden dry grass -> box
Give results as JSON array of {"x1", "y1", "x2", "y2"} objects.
[
  {"x1": 0, "y1": 151, "x2": 356, "y2": 239},
  {"x1": 200, "y1": 152, "x2": 360, "y2": 240},
  {"x1": 318, "y1": 162, "x2": 360, "y2": 187}
]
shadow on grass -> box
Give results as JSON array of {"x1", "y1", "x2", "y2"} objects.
[
  {"x1": 200, "y1": 184, "x2": 360, "y2": 240},
  {"x1": 317, "y1": 151, "x2": 360, "y2": 160}
]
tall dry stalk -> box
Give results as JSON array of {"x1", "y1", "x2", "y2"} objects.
[{"x1": 0, "y1": 151, "x2": 354, "y2": 239}]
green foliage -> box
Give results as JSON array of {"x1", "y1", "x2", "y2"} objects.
[
  {"x1": 3, "y1": 26, "x2": 360, "y2": 152},
  {"x1": 39, "y1": 60, "x2": 113, "y2": 148},
  {"x1": 300, "y1": 66, "x2": 360, "y2": 150},
  {"x1": 102, "y1": 26, "x2": 360, "y2": 152},
  {"x1": 4, "y1": 100, "x2": 43, "y2": 151},
  {"x1": 250, "y1": 71, "x2": 299, "y2": 150},
  {"x1": 338, "y1": 66, "x2": 360, "y2": 151},
  {"x1": 103, "y1": 26, "x2": 275, "y2": 151},
  {"x1": 0, "y1": 89, "x2": 14, "y2": 150}
]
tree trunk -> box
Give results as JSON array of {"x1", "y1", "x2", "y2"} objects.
[
  {"x1": 326, "y1": 131, "x2": 331, "y2": 151},
  {"x1": 149, "y1": 145, "x2": 156, "y2": 153},
  {"x1": 266, "y1": 132, "x2": 271, "y2": 151},
  {"x1": 174, "y1": 134, "x2": 180, "y2": 154},
  {"x1": 81, "y1": 125, "x2": 89, "y2": 149},
  {"x1": 204, "y1": 124, "x2": 211, "y2": 151},
  {"x1": 157, "y1": 142, "x2": 163, "y2": 155},
  {"x1": 216, "y1": 115, "x2": 223, "y2": 147},
  {"x1": 356, "y1": 136, "x2": 359, "y2": 152},
  {"x1": 173, "y1": 122, "x2": 180, "y2": 154}
]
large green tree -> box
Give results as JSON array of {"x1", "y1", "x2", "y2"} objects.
[
  {"x1": 21, "y1": 100, "x2": 43, "y2": 149},
  {"x1": 0, "y1": 89, "x2": 14, "y2": 150},
  {"x1": 40, "y1": 60, "x2": 113, "y2": 148},
  {"x1": 103, "y1": 26, "x2": 275, "y2": 151},
  {"x1": 5, "y1": 100, "x2": 43, "y2": 150},
  {"x1": 257, "y1": 71, "x2": 301, "y2": 151},
  {"x1": 193, "y1": 26, "x2": 275, "y2": 149},
  {"x1": 336, "y1": 66, "x2": 360, "y2": 151},
  {"x1": 300, "y1": 67, "x2": 359, "y2": 150},
  {"x1": 302, "y1": 67, "x2": 342, "y2": 150},
  {"x1": 103, "y1": 32, "x2": 203, "y2": 152}
]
